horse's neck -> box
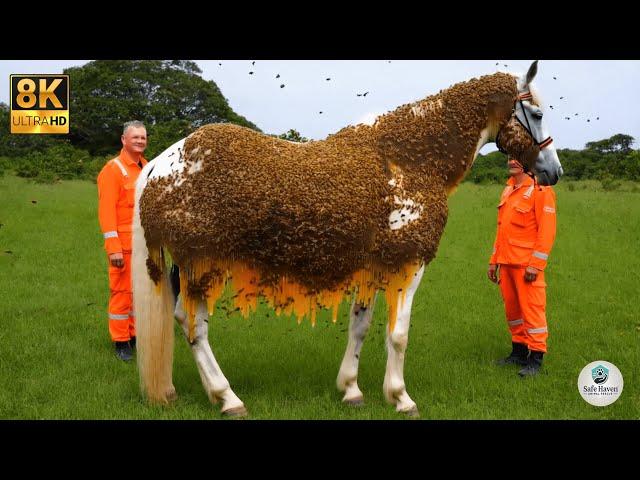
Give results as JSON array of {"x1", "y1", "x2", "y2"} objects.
[{"x1": 372, "y1": 73, "x2": 517, "y2": 194}]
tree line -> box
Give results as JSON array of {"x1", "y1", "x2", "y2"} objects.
[
  {"x1": 466, "y1": 133, "x2": 639, "y2": 185},
  {"x1": 0, "y1": 60, "x2": 637, "y2": 185}
]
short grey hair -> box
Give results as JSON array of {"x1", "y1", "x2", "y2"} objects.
[{"x1": 123, "y1": 120, "x2": 146, "y2": 136}]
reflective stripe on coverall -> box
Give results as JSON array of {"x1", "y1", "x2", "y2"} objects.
[
  {"x1": 97, "y1": 149, "x2": 147, "y2": 342},
  {"x1": 489, "y1": 174, "x2": 557, "y2": 353}
]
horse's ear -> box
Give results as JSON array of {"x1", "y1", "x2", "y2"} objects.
[{"x1": 525, "y1": 60, "x2": 539, "y2": 86}]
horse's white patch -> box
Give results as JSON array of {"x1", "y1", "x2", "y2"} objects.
[
  {"x1": 279, "y1": 138, "x2": 306, "y2": 146},
  {"x1": 147, "y1": 138, "x2": 187, "y2": 180},
  {"x1": 188, "y1": 158, "x2": 203, "y2": 175},
  {"x1": 173, "y1": 176, "x2": 186, "y2": 188},
  {"x1": 389, "y1": 195, "x2": 423, "y2": 231},
  {"x1": 384, "y1": 263, "x2": 424, "y2": 413},
  {"x1": 411, "y1": 98, "x2": 443, "y2": 118},
  {"x1": 471, "y1": 126, "x2": 492, "y2": 168},
  {"x1": 410, "y1": 106, "x2": 423, "y2": 117},
  {"x1": 146, "y1": 136, "x2": 207, "y2": 189}
]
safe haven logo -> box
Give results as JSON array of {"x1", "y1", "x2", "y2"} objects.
[
  {"x1": 10, "y1": 75, "x2": 69, "y2": 134},
  {"x1": 578, "y1": 360, "x2": 623, "y2": 407}
]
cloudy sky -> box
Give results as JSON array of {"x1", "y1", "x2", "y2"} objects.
[{"x1": 2, "y1": 60, "x2": 639, "y2": 153}]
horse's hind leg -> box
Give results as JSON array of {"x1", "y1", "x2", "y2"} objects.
[
  {"x1": 174, "y1": 295, "x2": 246, "y2": 417},
  {"x1": 337, "y1": 292, "x2": 378, "y2": 405},
  {"x1": 383, "y1": 264, "x2": 425, "y2": 417}
]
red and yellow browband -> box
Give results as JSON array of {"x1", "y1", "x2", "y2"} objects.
[{"x1": 538, "y1": 137, "x2": 553, "y2": 149}]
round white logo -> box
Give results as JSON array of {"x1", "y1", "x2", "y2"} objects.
[{"x1": 578, "y1": 361, "x2": 623, "y2": 407}]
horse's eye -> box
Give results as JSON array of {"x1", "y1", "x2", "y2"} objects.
[{"x1": 533, "y1": 111, "x2": 543, "y2": 119}]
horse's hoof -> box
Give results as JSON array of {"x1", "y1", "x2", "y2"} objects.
[
  {"x1": 165, "y1": 387, "x2": 178, "y2": 403},
  {"x1": 401, "y1": 406, "x2": 420, "y2": 418},
  {"x1": 222, "y1": 405, "x2": 248, "y2": 418},
  {"x1": 344, "y1": 396, "x2": 364, "y2": 406}
]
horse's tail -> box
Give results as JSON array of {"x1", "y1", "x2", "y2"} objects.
[{"x1": 132, "y1": 162, "x2": 176, "y2": 403}]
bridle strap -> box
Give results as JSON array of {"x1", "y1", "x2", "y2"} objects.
[
  {"x1": 499, "y1": 91, "x2": 554, "y2": 151},
  {"x1": 495, "y1": 128, "x2": 506, "y2": 154},
  {"x1": 538, "y1": 136, "x2": 553, "y2": 149}
]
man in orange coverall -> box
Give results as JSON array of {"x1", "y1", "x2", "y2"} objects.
[
  {"x1": 487, "y1": 158, "x2": 557, "y2": 377},
  {"x1": 97, "y1": 121, "x2": 148, "y2": 361}
]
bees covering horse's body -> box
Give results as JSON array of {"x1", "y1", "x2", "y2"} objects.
[{"x1": 132, "y1": 61, "x2": 562, "y2": 417}]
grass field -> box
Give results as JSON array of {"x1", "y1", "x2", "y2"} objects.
[{"x1": 0, "y1": 174, "x2": 638, "y2": 419}]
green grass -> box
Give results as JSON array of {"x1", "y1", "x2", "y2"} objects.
[{"x1": 0, "y1": 175, "x2": 638, "y2": 419}]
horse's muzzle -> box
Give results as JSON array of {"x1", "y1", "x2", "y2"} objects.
[{"x1": 536, "y1": 166, "x2": 562, "y2": 186}]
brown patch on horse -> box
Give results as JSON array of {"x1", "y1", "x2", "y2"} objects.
[{"x1": 496, "y1": 116, "x2": 539, "y2": 165}]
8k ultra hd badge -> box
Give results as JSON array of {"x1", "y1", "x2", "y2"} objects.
[{"x1": 10, "y1": 74, "x2": 69, "y2": 134}]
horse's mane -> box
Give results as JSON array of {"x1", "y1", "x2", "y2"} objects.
[{"x1": 330, "y1": 72, "x2": 521, "y2": 142}]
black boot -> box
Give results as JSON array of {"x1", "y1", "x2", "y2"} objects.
[
  {"x1": 115, "y1": 341, "x2": 133, "y2": 361},
  {"x1": 518, "y1": 350, "x2": 544, "y2": 377},
  {"x1": 496, "y1": 342, "x2": 529, "y2": 366}
]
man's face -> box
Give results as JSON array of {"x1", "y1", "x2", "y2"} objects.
[
  {"x1": 507, "y1": 159, "x2": 524, "y2": 177},
  {"x1": 121, "y1": 127, "x2": 147, "y2": 155}
]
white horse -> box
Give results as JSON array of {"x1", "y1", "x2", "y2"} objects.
[{"x1": 132, "y1": 61, "x2": 562, "y2": 417}]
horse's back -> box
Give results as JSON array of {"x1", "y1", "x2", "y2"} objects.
[{"x1": 139, "y1": 123, "x2": 391, "y2": 283}]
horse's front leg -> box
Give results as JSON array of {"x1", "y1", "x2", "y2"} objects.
[
  {"x1": 174, "y1": 295, "x2": 247, "y2": 417},
  {"x1": 337, "y1": 292, "x2": 378, "y2": 405},
  {"x1": 383, "y1": 264, "x2": 425, "y2": 417}
]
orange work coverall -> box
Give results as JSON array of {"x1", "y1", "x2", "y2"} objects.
[
  {"x1": 489, "y1": 174, "x2": 557, "y2": 353},
  {"x1": 97, "y1": 149, "x2": 147, "y2": 342}
]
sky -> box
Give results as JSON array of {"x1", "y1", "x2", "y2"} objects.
[{"x1": 2, "y1": 60, "x2": 639, "y2": 153}]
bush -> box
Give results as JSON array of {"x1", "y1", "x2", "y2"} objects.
[
  {"x1": 600, "y1": 174, "x2": 621, "y2": 191},
  {"x1": 15, "y1": 142, "x2": 97, "y2": 181},
  {"x1": 465, "y1": 150, "x2": 508, "y2": 184},
  {"x1": 84, "y1": 156, "x2": 111, "y2": 183},
  {"x1": 15, "y1": 162, "x2": 39, "y2": 178},
  {"x1": 34, "y1": 171, "x2": 58, "y2": 184},
  {"x1": 621, "y1": 150, "x2": 640, "y2": 181},
  {"x1": 469, "y1": 167, "x2": 507, "y2": 184}
]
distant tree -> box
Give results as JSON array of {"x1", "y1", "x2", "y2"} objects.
[
  {"x1": 585, "y1": 134, "x2": 635, "y2": 155},
  {"x1": 622, "y1": 150, "x2": 640, "y2": 181},
  {"x1": 277, "y1": 129, "x2": 309, "y2": 143},
  {"x1": 65, "y1": 60, "x2": 259, "y2": 155},
  {"x1": 144, "y1": 119, "x2": 193, "y2": 160}
]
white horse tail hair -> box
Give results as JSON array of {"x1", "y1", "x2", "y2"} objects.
[{"x1": 132, "y1": 162, "x2": 176, "y2": 404}]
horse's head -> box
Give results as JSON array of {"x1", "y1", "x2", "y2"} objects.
[{"x1": 495, "y1": 61, "x2": 563, "y2": 186}]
